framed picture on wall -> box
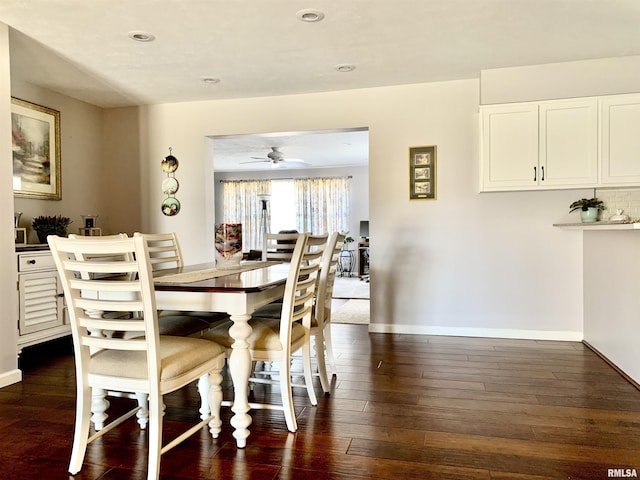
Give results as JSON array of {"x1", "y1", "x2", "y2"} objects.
[
  {"x1": 409, "y1": 145, "x2": 436, "y2": 200},
  {"x1": 11, "y1": 97, "x2": 61, "y2": 200}
]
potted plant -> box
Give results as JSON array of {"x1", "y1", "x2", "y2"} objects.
[
  {"x1": 32, "y1": 215, "x2": 72, "y2": 243},
  {"x1": 338, "y1": 232, "x2": 356, "y2": 276},
  {"x1": 569, "y1": 198, "x2": 604, "y2": 223},
  {"x1": 341, "y1": 232, "x2": 355, "y2": 251}
]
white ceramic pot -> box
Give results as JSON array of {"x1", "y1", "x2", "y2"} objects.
[{"x1": 580, "y1": 207, "x2": 599, "y2": 223}]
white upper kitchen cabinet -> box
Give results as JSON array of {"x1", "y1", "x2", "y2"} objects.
[
  {"x1": 480, "y1": 99, "x2": 598, "y2": 192},
  {"x1": 480, "y1": 103, "x2": 539, "y2": 190},
  {"x1": 600, "y1": 94, "x2": 640, "y2": 185},
  {"x1": 539, "y1": 99, "x2": 598, "y2": 187}
]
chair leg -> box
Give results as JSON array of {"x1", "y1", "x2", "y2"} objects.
[
  {"x1": 68, "y1": 383, "x2": 92, "y2": 475},
  {"x1": 147, "y1": 393, "x2": 163, "y2": 480},
  {"x1": 134, "y1": 393, "x2": 149, "y2": 429},
  {"x1": 208, "y1": 370, "x2": 223, "y2": 438},
  {"x1": 314, "y1": 333, "x2": 331, "y2": 393},
  {"x1": 279, "y1": 356, "x2": 297, "y2": 432},
  {"x1": 302, "y1": 337, "x2": 318, "y2": 406},
  {"x1": 324, "y1": 323, "x2": 338, "y2": 377},
  {"x1": 91, "y1": 387, "x2": 109, "y2": 430},
  {"x1": 197, "y1": 375, "x2": 211, "y2": 419}
]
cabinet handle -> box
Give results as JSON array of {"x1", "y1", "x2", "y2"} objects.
[
  {"x1": 27, "y1": 259, "x2": 36, "y2": 265},
  {"x1": 541, "y1": 166, "x2": 545, "y2": 181},
  {"x1": 533, "y1": 166, "x2": 537, "y2": 182}
]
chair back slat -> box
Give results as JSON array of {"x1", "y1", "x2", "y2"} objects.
[
  {"x1": 67, "y1": 233, "x2": 135, "y2": 280},
  {"x1": 78, "y1": 316, "x2": 145, "y2": 333},
  {"x1": 83, "y1": 336, "x2": 148, "y2": 351}
]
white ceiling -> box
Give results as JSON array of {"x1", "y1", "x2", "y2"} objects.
[
  {"x1": 2, "y1": 0, "x2": 640, "y2": 171},
  {"x1": 212, "y1": 129, "x2": 369, "y2": 172}
]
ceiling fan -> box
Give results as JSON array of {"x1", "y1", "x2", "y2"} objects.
[{"x1": 241, "y1": 147, "x2": 307, "y2": 168}]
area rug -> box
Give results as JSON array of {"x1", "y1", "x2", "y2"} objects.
[
  {"x1": 331, "y1": 299, "x2": 370, "y2": 324},
  {"x1": 333, "y1": 276, "x2": 369, "y2": 299}
]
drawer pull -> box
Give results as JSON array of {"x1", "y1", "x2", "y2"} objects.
[{"x1": 27, "y1": 259, "x2": 37, "y2": 265}]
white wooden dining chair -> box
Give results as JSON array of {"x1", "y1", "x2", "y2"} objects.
[
  {"x1": 253, "y1": 232, "x2": 326, "y2": 315},
  {"x1": 252, "y1": 233, "x2": 340, "y2": 393},
  {"x1": 203, "y1": 233, "x2": 322, "y2": 432},
  {"x1": 48, "y1": 234, "x2": 226, "y2": 480},
  {"x1": 134, "y1": 232, "x2": 230, "y2": 331},
  {"x1": 261, "y1": 231, "x2": 300, "y2": 261},
  {"x1": 311, "y1": 231, "x2": 345, "y2": 392},
  {"x1": 134, "y1": 232, "x2": 183, "y2": 270}
]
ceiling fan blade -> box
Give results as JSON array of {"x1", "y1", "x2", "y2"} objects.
[
  {"x1": 240, "y1": 159, "x2": 270, "y2": 164},
  {"x1": 282, "y1": 158, "x2": 309, "y2": 164}
]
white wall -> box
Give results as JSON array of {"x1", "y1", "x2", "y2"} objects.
[
  {"x1": 1, "y1": 30, "x2": 113, "y2": 387},
  {"x1": 481, "y1": 55, "x2": 640, "y2": 105},
  {"x1": 583, "y1": 230, "x2": 640, "y2": 383},
  {"x1": 0, "y1": 23, "x2": 20, "y2": 387},
  {"x1": 104, "y1": 79, "x2": 587, "y2": 340},
  {"x1": 10, "y1": 81, "x2": 107, "y2": 241}
]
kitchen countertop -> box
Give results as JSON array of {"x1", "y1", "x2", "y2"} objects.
[{"x1": 553, "y1": 221, "x2": 640, "y2": 230}]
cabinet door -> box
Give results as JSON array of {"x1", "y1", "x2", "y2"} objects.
[
  {"x1": 480, "y1": 103, "x2": 538, "y2": 191},
  {"x1": 600, "y1": 94, "x2": 640, "y2": 185},
  {"x1": 18, "y1": 271, "x2": 64, "y2": 335},
  {"x1": 539, "y1": 99, "x2": 598, "y2": 187}
]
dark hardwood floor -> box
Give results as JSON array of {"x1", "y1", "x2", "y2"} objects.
[{"x1": 2, "y1": 325, "x2": 640, "y2": 479}]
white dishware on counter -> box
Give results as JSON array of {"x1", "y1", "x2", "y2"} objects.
[{"x1": 609, "y1": 208, "x2": 630, "y2": 223}]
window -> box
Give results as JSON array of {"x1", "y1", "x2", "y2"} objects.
[
  {"x1": 270, "y1": 180, "x2": 295, "y2": 232},
  {"x1": 221, "y1": 176, "x2": 350, "y2": 250}
]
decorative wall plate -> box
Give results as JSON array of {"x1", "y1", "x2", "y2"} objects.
[
  {"x1": 161, "y1": 155, "x2": 179, "y2": 173},
  {"x1": 161, "y1": 197, "x2": 181, "y2": 216},
  {"x1": 162, "y1": 177, "x2": 179, "y2": 195}
]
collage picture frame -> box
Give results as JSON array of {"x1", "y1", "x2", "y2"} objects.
[{"x1": 409, "y1": 145, "x2": 436, "y2": 200}]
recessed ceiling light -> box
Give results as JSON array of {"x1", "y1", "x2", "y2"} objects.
[
  {"x1": 296, "y1": 9, "x2": 325, "y2": 22},
  {"x1": 202, "y1": 77, "x2": 221, "y2": 84},
  {"x1": 128, "y1": 31, "x2": 155, "y2": 42},
  {"x1": 334, "y1": 64, "x2": 356, "y2": 73}
]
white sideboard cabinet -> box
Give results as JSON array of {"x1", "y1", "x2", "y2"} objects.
[
  {"x1": 600, "y1": 94, "x2": 640, "y2": 185},
  {"x1": 16, "y1": 249, "x2": 69, "y2": 348},
  {"x1": 480, "y1": 99, "x2": 598, "y2": 192}
]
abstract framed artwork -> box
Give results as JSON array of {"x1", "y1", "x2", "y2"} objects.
[
  {"x1": 11, "y1": 97, "x2": 61, "y2": 200},
  {"x1": 409, "y1": 145, "x2": 436, "y2": 200}
]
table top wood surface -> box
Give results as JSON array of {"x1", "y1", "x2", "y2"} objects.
[{"x1": 153, "y1": 261, "x2": 290, "y2": 293}]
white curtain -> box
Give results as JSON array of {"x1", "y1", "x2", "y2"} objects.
[
  {"x1": 294, "y1": 176, "x2": 350, "y2": 235},
  {"x1": 221, "y1": 179, "x2": 271, "y2": 250}
]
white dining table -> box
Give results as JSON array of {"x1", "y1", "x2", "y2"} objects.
[{"x1": 152, "y1": 260, "x2": 288, "y2": 448}]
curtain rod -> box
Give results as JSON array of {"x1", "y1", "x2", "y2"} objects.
[{"x1": 219, "y1": 175, "x2": 352, "y2": 183}]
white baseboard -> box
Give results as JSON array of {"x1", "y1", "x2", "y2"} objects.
[
  {"x1": 0, "y1": 369, "x2": 22, "y2": 389},
  {"x1": 367, "y1": 323, "x2": 583, "y2": 342}
]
